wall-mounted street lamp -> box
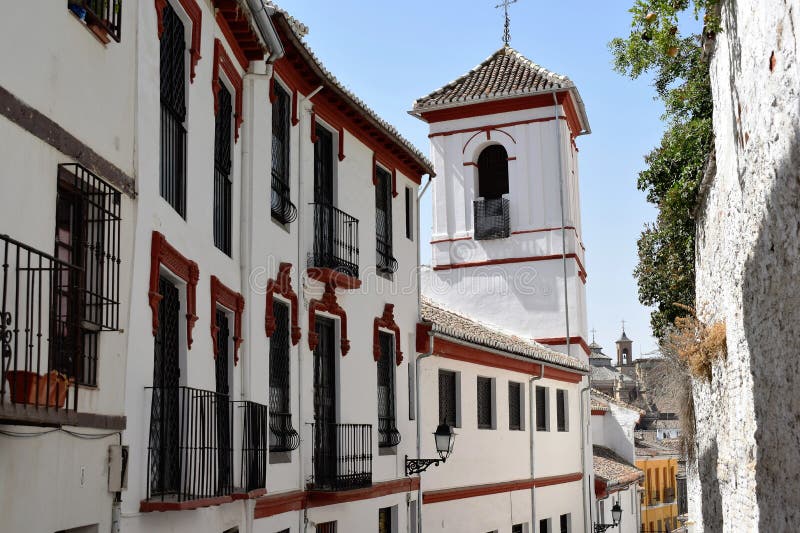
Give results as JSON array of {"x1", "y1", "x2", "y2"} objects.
[
  {"x1": 405, "y1": 423, "x2": 455, "y2": 475},
  {"x1": 594, "y1": 502, "x2": 623, "y2": 533}
]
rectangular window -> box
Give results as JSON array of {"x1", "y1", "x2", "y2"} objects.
[
  {"x1": 559, "y1": 514, "x2": 570, "y2": 533},
  {"x1": 408, "y1": 348, "x2": 416, "y2": 420},
  {"x1": 438, "y1": 370, "x2": 457, "y2": 427},
  {"x1": 539, "y1": 519, "x2": 550, "y2": 533},
  {"x1": 377, "y1": 332, "x2": 398, "y2": 447},
  {"x1": 159, "y1": 2, "x2": 187, "y2": 217},
  {"x1": 405, "y1": 186, "x2": 413, "y2": 240},
  {"x1": 316, "y1": 522, "x2": 337, "y2": 533},
  {"x1": 214, "y1": 84, "x2": 233, "y2": 255},
  {"x1": 378, "y1": 506, "x2": 393, "y2": 533},
  {"x1": 536, "y1": 386, "x2": 549, "y2": 431},
  {"x1": 512, "y1": 525, "x2": 524, "y2": 533},
  {"x1": 271, "y1": 84, "x2": 295, "y2": 224},
  {"x1": 375, "y1": 166, "x2": 395, "y2": 276},
  {"x1": 476, "y1": 376, "x2": 493, "y2": 429},
  {"x1": 68, "y1": 0, "x2": 122, "y2": 42},
  {"x1": 556, "y1": 389, "x2": 568, "y2": 432},
  {"x1": 269, "y1": 301, "x2": 297, "y2": 452},
  {"x1": 509, "y1": 381, "x2": 522, "y2": 430}
]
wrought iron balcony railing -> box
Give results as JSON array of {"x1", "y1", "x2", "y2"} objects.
[
  {"x1": 68, "y1": 0, "x2": 122, "y2": 42},
  {"x1": 311, "y1": 423, "x2": 372, "y2": 491},
  {"x1": 376, "y1": 238, "x2": 398, "y2": 275},
  {"x1": 271, "y1": 173, "x2": 297, "y2": 225},
  {"x1": 378, "y1": 417, "x2": 401, "y2": 448},
  {"x1": 0, "y1": 235, "x2": 83, "y2": 418},
  {"x1": 145, "y1": 386, "x2": 234, "y2": 504},
  {"x1": 237, "y1": 401, "x2": 269, "y2": 493},
  {"x1": 269, "y1": 411, "x2": 300, "y2": 453},
  {"x1": 309, "y1": 203, "x2": 359, "y2": 279},
  {"x1": 473, "y1": 197, "x2": 510, "y2": 240}
]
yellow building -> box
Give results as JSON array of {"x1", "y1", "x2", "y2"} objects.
[{"x1": 636, "y1": 440, "x2": 679, "y2": 532}]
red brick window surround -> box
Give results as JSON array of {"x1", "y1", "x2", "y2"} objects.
[
  {"x1": 212, "y1": 39, "x2": 243, "y2": 142},
  {"x1": 148, "y1": 231, "x2": 199, "y2": 348},
  {"x1": 265, "y1": 263, "x2": 301, "y2": 346},
  {"x1": 210, "y1": 275, "x2": 245, "y2": 365},
  {"x1": 154, "y1": 0, "x2": 202, "y2": 82},
  {"x1": 308, "y1": 282, "x2": 349, "y2": 356},
  {"x1": 373, "y1": 303, "x2": 402, "y2": 365}
]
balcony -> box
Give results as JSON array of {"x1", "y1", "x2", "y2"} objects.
[
  {"x1": 378, "y1": 417, "x2": 401, "y2": 448},
  {"x1": 0, "y1": 235, "x2": 123, "y2": 429},
  {"x1": 309, "y1": 203, "x2": 359, "y2": 279},
  {"x1": 310, "y1": 423, "x2": 372, "y2": 491},
  {"x1": 68, "y1": 0, "x2": 122, "y2": 42},
  {"x1": 271, "y1": 173, "x2": 297, "y2": 225},
  {"x1": 473, "y1": 197, "x2": 510, "y2": 240},
  {"x1": 376, "y1": 237, "x2": 398, "y2": 276},
  {"x1": 269, "y1": 411, "x2": 300, "y2": 453},
  {"x1": 144, "y1": 386, "x2": 234, "y2": 510},
  {"x1": 237, "y1": 401, "x2": 269, "y2": 495}
]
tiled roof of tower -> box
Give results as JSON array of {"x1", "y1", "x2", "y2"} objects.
[
  {"x1": 265, "y1": 2, "x2": 433, "y2": 176},
  {"x1": 411, "y1": 46, "x2": 587, "y2": 130},
  {"x1": 593, "y1": 445, "x2": 644, "y2": 489},
  {"x1": 420, "y1": 297, "x2": 588, "y2": 372}
]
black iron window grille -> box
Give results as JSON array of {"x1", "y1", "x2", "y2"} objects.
[
  {"x1": 375, "y1": 167, "x2": 397, "y2": 275},
  {"x1": 438, "y1": 370, "x2": 457, "y2": 427},
  {"x1": 214, "y1": 85, "x2": 234, "y2": 256},
  {"x1": 68, "y1": 0, "x2": 122, "y2": 42},
  {"x1": 271, "y1": 85, "x2": 297, "y2": 224},
  {"x1": 536, "y1": 386, "x2": 548, "y2": 431},
  {"x1": 311, "y1": 422, "x2": 372, "y2": 491},
  {"x1": 556, "y1": 389, "x2": 568, "y2": 432},
  {"x1": 512, "y1": 524, "x2": 524, "y2": 533},
  {"x1": 269, "y1": 301, "x2": 299, "y2": 452},
  {"x1": 146, "y1": 386, "x2": 234, "y2": 502},
  {"x1": 476, "y1": 376, "x2": 493, "y2": 429},
  {"x1": 474, "y1": 197, "x2": 510, "y2": 240},
  {"x1": 508, "y1": 381, "x2": 522, "y2": 431},
  {"x1": 309, "y1": 203, "x2": 359, "y2": 279},
  {"x1": 377, "y1": 331, "x2": 400, "y2": 448},
  {"x1": 237, "y1": 400, "x2": 268, "y2": 492},
  {"x1": 160, "y1": 2, "x2": 187, "y2": 217},
  {"x1": 316, "y1": 522, "x2": 337, "y2": 533}
]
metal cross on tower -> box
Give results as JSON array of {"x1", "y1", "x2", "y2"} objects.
[{"x1": 495, "y1": 0, "x2": 518, "y2": 46}]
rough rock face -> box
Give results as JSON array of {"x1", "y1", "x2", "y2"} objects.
[{"x1": 692, "y1": 1, "x2": 800, "y2": 531}]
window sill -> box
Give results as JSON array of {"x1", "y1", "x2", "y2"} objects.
[{"x1": 68, "y1": 10, "x2": 112, "y2": 45}]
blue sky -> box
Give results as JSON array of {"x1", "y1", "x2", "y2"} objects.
[{"x1": 277, "y1": 0, "x2": 672, "y2": 356}]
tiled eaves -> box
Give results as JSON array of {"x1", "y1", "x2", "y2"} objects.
[
  {"x1": 591, "y1": 388, "x2": 645, "y2": 415},
  {"x1": 420, "y1": 298, "x2": 588, "y2": 372},
  {"x1": 593, "y1": 445, "x2": 645, "y2": 488},
  {"x1": 266, "y1": 3, "x2": 434, "y2": 177}
]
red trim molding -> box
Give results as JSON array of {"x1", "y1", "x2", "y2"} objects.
[
  {"x1": 433, "y1": 253, "x2": 587, "y2": 283},
  {"x1": 149, "y1": 231, "x2": 199, "y2": 348},
  {"x1": 155, "y1": 0, "x2": 202, "y2": 82},
  {"x1": 308, "y1": 283, "x2": 349, "y2": 356},
  {"x1": 231, "y1": 488, "x2": 267, "y2": 501},
  {"x1": 592, "y1": 409, "x2": 608, "y2": 416},
  {"x1": 291, "y1": 88, "x2": 299, "y2": 126},
  {"x1": 141, "y1": 495, "x2": 231, "y2": 512},
  {"x1": 432, "y1": 115, "x2": 564, "y2": 139},
  {"x1": 265, "y1": 263, "x2": 301, "y2": 346},
  {"x1": 215, "y1": 12, "x2": 248, "y2": 70},
  {"x1": 374, "y1": 304, "x2": 402, "y2": 365},
  {"x1": 307, "y1": 267, "x2": 362, "y2": 290},
  {"x1": 213, "y1": 39, "x2": 244, "y2": 142},
  {"x1": 536, "y1": 336, "x2": 591, "y2": 357},
  {"x1": 212, "y1": 1, "x2": 265, "y2": 68},
  {"x1": 423, "y1": 472, "x2": 582, "y2": 504},
  {"x1": 268, "y1": 73, "x2": 277, "y2": 103},
  {"x1": 416, "y1": 322, "x2": 432, "y2": 353},
  {"x1": 254, "y1": 490, "x2": 306, "y2": 519},
  {"x1": 310, "y1": 110, "x2": 319, "y2": 143},
  {"x1": 210, "y1": 276, "x2": 245, "y2": 365},
  {"x1": 432, "y1": 337, "x2": 584, "y2": 383}
]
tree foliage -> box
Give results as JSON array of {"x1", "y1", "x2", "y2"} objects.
[{"x1": 610, "y1": 0, "x2": 716, "y2": 338}]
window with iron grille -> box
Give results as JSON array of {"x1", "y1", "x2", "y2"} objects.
[
  {"x1": 474, "y1": 144, "x2": 511, "y2": 240},
  {"x1": 159, "y1": 2, "x2": 187, "y2": 217},
  {"x1": 375, "y1": 166, "x2": 397, "y2": 275},
  {"x1": 476, "y1": 376, "x2": 493, "y2": 429},
  {"x1": 560, "y1": 514, "x2": 570, "y2": 533},
  {"x1": 68, "y1": 0, "x2": 123, "y2": 43},
  {"x1": 377, "y1": 331, "x2": 400, "y2": 447},
  {"x1": 438, "y1": 370, "x2": 457, "y2": 427},
  {"x1": 316, "y1": 522, "x2": 337, "y2": 533},
  {"x1": 556, "y1": 389, "x2": 568, "y2": 431},
  {"x1": 378, "y1": 506, "x2": 393, "y2": 533},
  {"x1": 214, "y1": 84, "x2": 233, "y2": 256},
  {"x1": 512, "y1": 525, "x2": 524, "y2": 533},
  {"x1": 271, "y1": 84, "x2": 296, "y2": 224},
  {"x1": 54, "y1": 164, "x2": 122, "y2": 386},
  {"x1": 536, "y1": 386, "x2": 549, "y2": 431},
  {"x1": 405, "y1": 187, "x2": 413, "y2": 240},
  {"x1": 269, "y1": 300, "x2": 298, "y2": 452},
  {"x1": 509, "y1": 381, "x2": 522, "y2": 430}
]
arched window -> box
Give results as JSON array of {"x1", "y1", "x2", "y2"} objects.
[{"x1": 477, "y1": 145, "x2": 509, "y2": 199}]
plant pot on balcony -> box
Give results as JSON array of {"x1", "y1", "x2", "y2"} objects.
[{"x1": 4, "y1": 370, "x2": 73, "y2": 407}]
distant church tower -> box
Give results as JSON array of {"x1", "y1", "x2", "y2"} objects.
[
  {"x1": 412, "y1": 46, "x2": 591, "y2": 360},
  {"x1": 616, "y1": 327, "x2": 633, "y2": 367}
]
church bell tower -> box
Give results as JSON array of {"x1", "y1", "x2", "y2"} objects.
[{"x1": 412, "y1": 45, "x2": 592, "y2": 360}]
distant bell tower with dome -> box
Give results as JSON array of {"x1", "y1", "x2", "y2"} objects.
[{"x1": 411, "y1": 42, "x2": 592, "y2": 360}]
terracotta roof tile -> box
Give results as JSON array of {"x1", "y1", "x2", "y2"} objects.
[
  {"x1": 420, "y1": 297, "x2": 588, "y2": 372},
  {"x1": 594, "y1": 445, "x2": 644, "y2": 489},
  {"x1": 591, "y1": 388, "x2": 645, "y2": 415}
]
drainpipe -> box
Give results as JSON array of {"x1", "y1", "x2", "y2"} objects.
[
  {"x1": 529, "y1": 364, "x2": 544, "y2": 527},
  {"x1": 580, "y1": 385, "x2": 591, "y2": 533},
  {"x1": 414, "y1": 329, "x2": 435, "y2": 533},
  {"x1": 246, "y1": 0, "x2": 285, "y2": 63}
]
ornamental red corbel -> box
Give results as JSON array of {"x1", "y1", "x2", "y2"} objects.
[
  {"x1": 148, "y1": 231, "x2": 199, "y2": 349},
  {"x1": 155, "y1": 0, "x2": 202, "y2": 82},
  {"x1": 212, "y1": 39, "x2": 244, "y2": 142},
  {"x1": 374, "y1": 303, "x2": 403, "y2": 366},
  {"x1": 265, "y1": 263, "x2": 301, "y2": 346},
  {"x1": 210, "y1": 275, "x2": 245, "y2": 365},
  {"x1": 308, "y1": 282, "x2": 349, "y2": 356}
]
